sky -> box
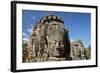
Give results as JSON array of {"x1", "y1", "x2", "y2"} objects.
[{"x1": 22, "y1": 10, "x2": 91, "y2": 48}]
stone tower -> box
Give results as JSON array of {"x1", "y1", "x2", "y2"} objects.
[
  {"x1": 26, "y1": 15, "x2": 71, "y2": 62},
  {"x1": 70, "y1": 40, "x2": 86, "y2": 60}
]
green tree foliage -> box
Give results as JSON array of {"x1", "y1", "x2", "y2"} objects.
[
  {"x1": 22, "y1": 42, "x2": 28, "y2": 62},
  {"x1": 85, "y1": 44, "x2": 91, "y2": 60}
]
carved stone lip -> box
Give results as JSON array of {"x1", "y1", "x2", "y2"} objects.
[{"x1": 52, "y1": 50, "x2": 62, "y2": 57}]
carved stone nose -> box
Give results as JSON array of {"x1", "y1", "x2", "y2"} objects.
[
  {"x1": 55, "y1": 48, "x2": 62, "y2": 52},
  {"x1": 55, "y1": 42, "x2": 60, "y2": 48}
]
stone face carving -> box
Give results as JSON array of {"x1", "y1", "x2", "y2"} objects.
[
  {"x1": 70, "y1": 40, "x2": 86, "y2": 60},
  {"x1": 23, "y1": 15, "x2": 88, "y2": 62}
]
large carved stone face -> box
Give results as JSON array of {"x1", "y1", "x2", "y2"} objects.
[
  {"x1": 48, "y1": 40, "x2": 65, "y2": 57},
  {"x1": 47, "y1": 21, "x2": 66, "y2": 57}
]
